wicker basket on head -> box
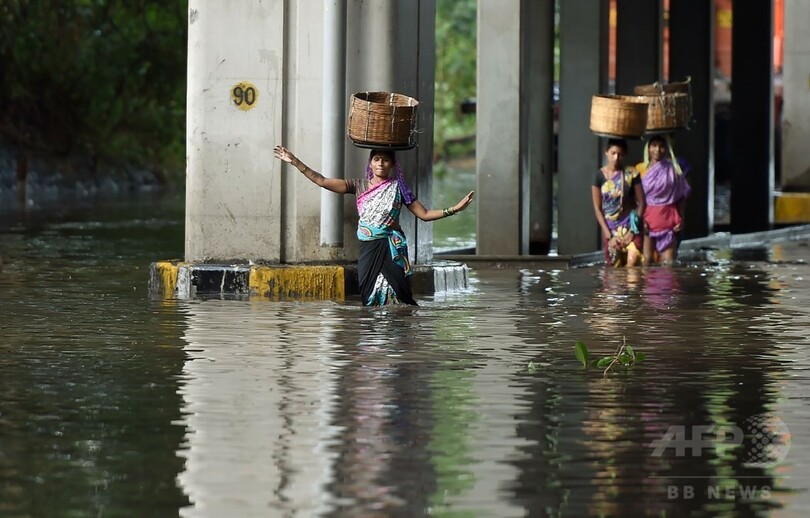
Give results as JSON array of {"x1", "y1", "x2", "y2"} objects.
[
  {"x1": 637, "y1": 93, "x2": 691, "y2": 132},
  {"x1": 590, "y1": 95, "x2": 649, "y2": 138},
  {"x1": 633, "y1": 76, "x2": 692, "y2": 127},
  {"x1": 633, "y1": 76, "x2": 691, "y2": 96},
  {"x1": 347, "y1": 92, "x2": 419, "y2": 149}
]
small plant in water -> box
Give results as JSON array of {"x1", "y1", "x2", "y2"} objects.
[{"x1": 575, "y1": 336, "x2": 646, "y2": 378}]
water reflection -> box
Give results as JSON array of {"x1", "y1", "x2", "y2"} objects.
[
  {"x1": 175, "y1": 301, "x2": 340, "y2": 516},
  {"x1": 168, "y1": 259, "x2": 810, "y2": 517},
  {"x1": 4, "y1": 198, "x2": 810, "y2": 516}
]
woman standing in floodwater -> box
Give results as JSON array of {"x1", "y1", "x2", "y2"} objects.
[
  {"x1": 274, "y1": 145, "x2": 474, "y2": 306},
  {"x1": 636, "y1": 134, "x2": 691, "y2": 265}
]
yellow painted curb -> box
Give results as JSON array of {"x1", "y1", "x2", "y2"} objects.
[
  {"x1": 153, "y1": 261, "x2": 181, "y2": 298},
  {"x1": 775, "y1": 193, "x2": 810, "y2": 224},
  {"x1": 249, "y1": 265, "x2": 345, "y2": 301}
]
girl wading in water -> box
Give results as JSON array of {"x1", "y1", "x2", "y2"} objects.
[
  {"x1": 274, "y1": 145, "x2": 474, "y2": 306},
  {"x1": 591, "y1": 138, "x2": 646, "y2": 267}
]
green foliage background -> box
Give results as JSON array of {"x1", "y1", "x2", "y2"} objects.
[
  {"x1": 0, "y1": 0, "x2": 187, "y2": 179},
  {"x1": 434, "y1": 0, "x2": 477, "y2": 159},
  {"x1": 0, "y1": 1, "x2": 478, "y2": 184}
]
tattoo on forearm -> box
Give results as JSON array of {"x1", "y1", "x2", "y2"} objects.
[{"x1": 304, "y1": 169, "x2": 324, "y2": 182}]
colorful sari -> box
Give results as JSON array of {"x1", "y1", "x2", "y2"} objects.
[
  {"x1": 637, "y1": 158, "x2": 691, "y2": 253},
  {"x1": 348, "y1": 177, "x2": 417, "y2": 306},
  {"x1": 595, "y1": 167, "x2": 643, "y2": 266}
]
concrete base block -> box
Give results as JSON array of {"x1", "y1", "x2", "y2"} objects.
[
  {"x1": 148, "y1": 261, "x2": 470, "y2": 302},
  {"x1": 775, "y1": 192, "x2": 810, "y2": 224}
]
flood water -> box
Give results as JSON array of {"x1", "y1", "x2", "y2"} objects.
[{"x1": 2, "y1": 193, "x2": 810, "y2": 517}]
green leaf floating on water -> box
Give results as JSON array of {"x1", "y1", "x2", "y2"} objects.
[
  {"x1": 573, "y1": 337, "x2": 648, "y2": 377},
  {"x1": 574, "y1": 340, "x2": 589, "y2": 368},
  {"x1": 596, "y1": 357, "x2": 613, "y2": 368}
]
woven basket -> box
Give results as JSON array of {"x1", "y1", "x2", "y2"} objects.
[
  {"x1": 633, "y1": 76, "x2": 691, "y2": 96},
  {"x1": 347, "y1": 92, "x2": 419, "y2": 148},
  {"x1": 590, "y1": 95, "x2": 649, "y2": 138},
  {"x1": 622, "y1": 93, "x2": 691, "y2": 132},
  {"x1": 633, "y1": 77, "x2": 692, "y2": 127}
]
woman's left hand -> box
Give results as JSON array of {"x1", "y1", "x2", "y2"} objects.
[{"x1": 451, "y1": 191, "x2": 475, "y2": 214}]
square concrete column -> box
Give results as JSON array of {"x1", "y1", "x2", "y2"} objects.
[
  {"x1": 616, "y1": 0, "x2": 662, "y2": 93},
  {"x1": 185, "y1": 1, "x2": 435, "y2": 265},
  {"x1": 616, "y1": 0, "x2": 662, "y2": 161},
  {"x1": 670, "y1": 0, "x2": 715, "y2": 237},
  {"x1": 781, "y1": 0, "x2": 810, "y2": 190},
  {"x1": 185, "y1": 1, "x2": 285, "y2": 263},
  {"x1": 731, "y1": 0, "x2": 775, "y2": 232},
  {"x1": 557, "y1": 0, "x2": 609, "y2": 255},
  {"x1": 476, "y1": 0, "x2": 521, "y2": 255},
  {"x1": 521, "y1": 0, "x2": 556, "y2": 255}
]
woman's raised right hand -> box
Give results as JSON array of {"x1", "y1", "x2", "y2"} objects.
[{"x1": 273, "y1": 145, "x2": 297, "y2": 164}]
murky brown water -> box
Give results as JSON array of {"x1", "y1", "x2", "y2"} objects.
[{"x1": 2, "y1": 194, "x2": 810, "y2": 517}]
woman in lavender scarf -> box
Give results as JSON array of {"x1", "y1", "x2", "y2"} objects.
[{"x1": 636, "y1": 135, "x2": 691, "y2": 265}]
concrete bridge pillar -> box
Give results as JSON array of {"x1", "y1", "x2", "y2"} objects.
[
  {"x1": 730, "y1": 0, "x2": 775, "y2": 232},
  {"x1": 781, "y1": 0, "x2": 810, "y2": 191},
  {"x1": 475, "y1": 0, "x2": 555, "y2": 256},
  {"x1": 185, "y1": 0, "x2": 285, "y2": 263},
  {"x1": 184, "y1": 0, "x2": 434, "y2": 266},
  {"x1": 154, "y1": 1, "x2": 461, "y2": 302},
  {"x1": 557, "y1": 0, "x2": 610, "y2": 255},
  {"x1": 670, "y1": 0, "x2": 715, "y2": 238},
  {"x1": 616, "y1": 0, "x2": 663, "y2": 163}
]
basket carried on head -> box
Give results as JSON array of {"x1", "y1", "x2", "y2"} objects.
[
  {"x1": 590, "y1": 95, "x2": 649, "y2": 138},
  {"x1": 633, "y1": 76, "x2": 691, "y2": 96},
  {"x1": 347, "y1": 92, "x2": 419, "y2": 149},
  {"x1": 633, "y1": 93, "x2": 691, "y2": 132},
  {"x1": 633, "y1": 76, "x2": 692, "y2": 130}
]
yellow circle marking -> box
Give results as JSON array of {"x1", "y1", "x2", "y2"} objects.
[{"x1": 231, "y1": 82, "x2": 259, "y2": 111}]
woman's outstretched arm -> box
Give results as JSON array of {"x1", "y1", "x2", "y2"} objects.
[
  {"x1": 406, "y1": 190, "x2": 475, "y2": 222},
  {"x1": 274, "y1": 145, "x2": 348, "y2": 194}
]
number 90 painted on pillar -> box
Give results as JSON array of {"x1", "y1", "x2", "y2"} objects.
[{"x1": 231, "y1": 82, "x2": 258, "y2": 111}]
